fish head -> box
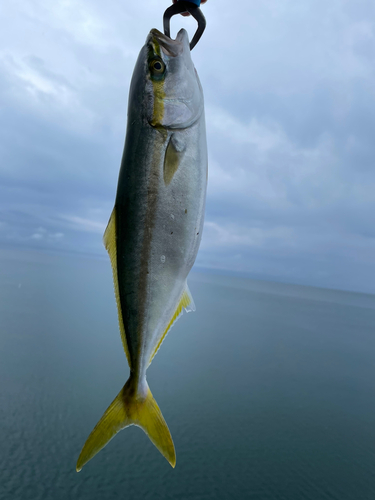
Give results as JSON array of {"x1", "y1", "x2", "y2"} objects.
[{"x1": 129, "y1": 28, "x2": 203, "y2": 130}]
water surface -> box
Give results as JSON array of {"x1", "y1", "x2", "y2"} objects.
[{"x1": 1, "y1": 249, "x2": 375, "y2": 499}]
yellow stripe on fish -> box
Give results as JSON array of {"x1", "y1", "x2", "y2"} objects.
[{"x1": 151, "y1": 80, "x2": 165, "y2": 127}]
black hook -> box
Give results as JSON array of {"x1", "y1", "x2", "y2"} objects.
[{"x1": 163, "y1": 1, "x2": 206, "y2": 51}]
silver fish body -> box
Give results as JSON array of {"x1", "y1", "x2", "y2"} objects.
[{"x1": 77, "y1": 28, "x2": 207, "y2": 471}]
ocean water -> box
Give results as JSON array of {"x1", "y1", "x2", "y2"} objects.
[{"x1": 1, "y1": 249, "x2": 375, "y2": 500}]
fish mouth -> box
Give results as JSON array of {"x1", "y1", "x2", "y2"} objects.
[{"x1": 149, "y1": 28, "x2": 187, "y2": 57}]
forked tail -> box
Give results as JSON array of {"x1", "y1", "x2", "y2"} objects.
[{"x1": 76, "y1": 376, "x2": 176, "y2": 471}]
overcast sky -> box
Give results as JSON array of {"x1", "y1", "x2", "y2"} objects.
[{"x1": 1, "y1": 0, "x2": 375, "y2": 293}]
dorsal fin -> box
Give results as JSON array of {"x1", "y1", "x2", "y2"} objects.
[
  {"x1": 103, "y1": 208, "x2": 131, "y2": 368},
  {"x1": 148, "y1": 285, "x2": 195, "y2": 365}
]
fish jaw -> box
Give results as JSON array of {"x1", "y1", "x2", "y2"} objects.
[
  {"x1": 148, "y1": 28, "x2": 184, "y2": 57},
  {"x1": 146, "y1": 29, "x2": 204, "y2": 129}
]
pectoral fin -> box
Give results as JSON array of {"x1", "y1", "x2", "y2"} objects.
[{"x1": 164, "y1": 134, "x2": 185, "y2": 186}]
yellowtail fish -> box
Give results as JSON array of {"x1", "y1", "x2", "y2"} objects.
[{"x1": 76, "y1": 28, "x2": 207, "y2": 471}]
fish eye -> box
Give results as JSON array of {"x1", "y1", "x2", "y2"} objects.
[{"x1": 150, "y1": 59, "x2": 165, "y2": 75}]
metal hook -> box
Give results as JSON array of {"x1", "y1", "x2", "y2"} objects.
[{"x1": 163, "y1": 1, "x2": 206, "y2": 51}]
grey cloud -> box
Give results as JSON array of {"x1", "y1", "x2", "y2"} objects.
[{"x1": 1, "y1": 0, "x2": 374, "y2": 293}]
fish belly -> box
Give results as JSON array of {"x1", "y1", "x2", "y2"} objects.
[{"x1": 115, "y1": 117, "x2": 207, "y2": 373}]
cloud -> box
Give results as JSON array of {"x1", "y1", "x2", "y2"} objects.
[
  {"x1": 1, "y1": 0, "x2": 375, "y2": 293},
  {"x1": 61, "y1": 215, "x2": 106, "y2": 234},
  {"x1": 31, "y1": 227, "x2": 64, "y2": 241},
  {"x1": 202, "y1": 221, "x2": 294, "y2": 250},
  {"x1": 206, "y1": 104, "x2": 342, "y2": 214}
]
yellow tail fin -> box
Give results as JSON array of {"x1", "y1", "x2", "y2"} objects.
[{"x1": 76, "y1": 378, "x2": 176, "y2": 471}]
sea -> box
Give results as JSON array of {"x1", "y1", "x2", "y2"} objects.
[{"x1": 0, "y1": 249, "x2": 375, "y2": 500}]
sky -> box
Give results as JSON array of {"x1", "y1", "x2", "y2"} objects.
[{"x1": 1, "y1": 0, "x2": 375, "y2": 294}]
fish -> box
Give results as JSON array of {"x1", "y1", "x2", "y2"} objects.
[{"x1": 76, "y1": 27, "x2": 207, "y2": 471}]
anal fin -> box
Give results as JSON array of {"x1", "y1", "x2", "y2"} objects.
[{"x1": 148, "y1": 285, "x2": 195, "y2": 365}]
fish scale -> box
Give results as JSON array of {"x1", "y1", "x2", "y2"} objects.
[{"x1": 76, "y1": 27, "x2": 207, "y2": 471}]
